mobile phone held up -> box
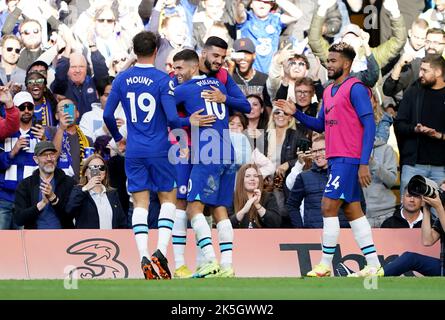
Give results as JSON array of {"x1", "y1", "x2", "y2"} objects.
[
  {"x1": 63, "y1": 103, "x2": 75, "y2": 125},
  {"x1": 90, "y1": 168, "x2": 101, "y2": 177},
  {"x1": 32, "y1": 117, "x2": 43, "y2": 127}
]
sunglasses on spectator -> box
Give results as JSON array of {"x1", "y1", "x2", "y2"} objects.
[
  {"x1": 22, "y1": 28, "x2": 40, "y2": 35},
  {"x1": 26, "y1": 78, "x2": 45, "y2": 86},
  {"x1": 6, "y1": 47, "x2": 20, "y2": 54},
  {"x1": 112, "y1": 57, "x2": 127, "y2": 65},
  {"x1": 18, "y1": 103, "x2": 34, "y2": 111},
  {"x1": 88, "y1": 165, "x2": 106, "y2": 171},
  {"x1": 288, "y1": 61, "x2": 306, "y2": 68},
  {"x1": 96, "y1": 19, "x2": 115, "y2": 24}
]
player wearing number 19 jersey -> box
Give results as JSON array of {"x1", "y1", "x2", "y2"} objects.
[
  {"x1": 276, "y1": 43, "x2": 381, "y2": 278},
  {"x1": 104, "y1": 31, "x2": 190, "y2": 280}
]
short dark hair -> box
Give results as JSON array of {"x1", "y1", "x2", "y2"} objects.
[
  {"x1": 427, "y1": 28, "x2": 445, "y2": 38},
  {"x1": 328, "y1": 42, "x2": 356, "y2": 62},
  {"x1": 204, "y1": 36, "x2": 228, "y2": 50},
  {"x1": 421, "y1": 54, "x2": 445, "y2": 78},
  {"x1": 173, "y1": 49, "x2": 199, "y2": 64},
  {"x1": 96, "y1": 76, "x2": 115, "y2": 97},
  {"x1": 229, "y1": 112, "x2": 248, "y2": 130},
  {"x1": 132, "y1": 31, "x2": 159, "y2": 57}
]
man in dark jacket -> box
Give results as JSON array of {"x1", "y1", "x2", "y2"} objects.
[
  {"x1": 394, "y1": 54, "x2": 445, "y2": 193},
  {"x1": 286, "y1": 135, "x2": 349, "y2": 228},
  {"x1": 14, "y1": 141, "x2": 75, "y2": 229},
  {"x1": 51, "y1": 48, "x2": 109, "y2": 119},
  {"x1": 381, "y1": 187, "x2": 430, "y2": 228}
]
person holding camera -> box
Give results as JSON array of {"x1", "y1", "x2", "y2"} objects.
[
  {"x1": 65, "y1": 154, "x2": 126, "y2": 229},
  {"x1": 0, "y1": 91, "x2": 47, "y2": 229},
  {"x1": 338, "y1": 176, "x2": 445, "y2": 277}
]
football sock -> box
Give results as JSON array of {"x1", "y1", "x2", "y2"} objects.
[
  {"x1": 217, "y1": 219, "x2": 233, "y2": 270},
  {"x1": 320, "y1": 217, "x2": 340, "y2": 267},
  {"x1": 191, "y1": 213, "x2": 216, "y2": 262},
  {"x1": 157, "y1": 202, "x2": 176, "y2": 256},
  {"x1": 350, "y1": 216, "x2": 381, "y2": 268},
  {"x1": 172, "y1": 209, "x2": 187, "y2": 269},
  {"x1": 132, "y1": 207, "x2": 149, "y2": 260}
]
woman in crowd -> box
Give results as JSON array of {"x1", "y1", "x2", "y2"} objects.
[
  {"x1": 229, "y1": 164, "x2": 281, "y2": 228},
  {"x1": 245, "y1": 94, "x2": 269, "y2": 141},
  {"x1": 229, "y1": 112, "x2": 275, "y2": 177},
  {"x1": 65, "y1": 154, "x2": 127, "y2": 229}
]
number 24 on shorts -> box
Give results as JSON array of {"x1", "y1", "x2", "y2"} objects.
[{"x1": 326, "y1": 174, "x2": 340, "y2": 189}]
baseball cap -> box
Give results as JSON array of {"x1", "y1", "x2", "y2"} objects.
[
  {"x1": 26, "y1": 60, "x2": 49, "y2": 75},
  {"x1": 34, "y1": 141, "x2": 57, "y2": 156},
  {"x1": 233, "y1": 38, "x2": 255, "y2": 54},
  {"x1": 13, "y1": 91, "x2": 34, "y2": 107},
  {"x1": 341, "y1": 24, "x2": 362, "y2": 37}
]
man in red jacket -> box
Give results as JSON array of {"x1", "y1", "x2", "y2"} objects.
[{"x1": 0, "y1": 86, "x2": 19, "y2": 139}]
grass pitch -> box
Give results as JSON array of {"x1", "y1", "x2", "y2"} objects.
[{"x1": 0, "y1": 277, "x2": 444, "y2": 300}]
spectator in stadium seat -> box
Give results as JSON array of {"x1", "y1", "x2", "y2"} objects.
[
  {"x1": 380, "y1": 186, "x2": 431, "y2": 228},
  {"x1": 192, "y1": 0, "x2": 231, "y2": 52},
  {"x1": 229, "y1": 112, "x2": 275, "y2": 177},
  {"x1": 383, "y1": 28, "x2": 445, "y2": 107},
  {"x1": 309, "y1": 0, "x2": 404, "y2": 88},
  {"x1": 0, "y1": 91, "x2": 47, "y2": 230},
  {"x1": 65, "y1": 154, "x2": 127, "y2": 229},
  {"x1": 394, "y1": 54, "x2": 445, "y2": 194},
  {"x1": 25, "y1": 70, "x2": 58, "y2": 127},
  {"x1": 46, "y1": 99, "x2": 93, "y2": 182},
  {"x1": 79, "y1": 76, "x2": 126, "y2": 142},
  {"x1": 148, "y1": 1, "x2": 190, "y2": 72},
  {"x1": 363, "y1": 93, "x2": 398, "y2": 227},
  {"x1": 229, "y1": 163, "x2": 281, "y2": 228},
  {"x1": 14, "y1": 140, "x2": 76, "y2": 229},
  {"x1": 419, "y1": 0, "x2": 445, "y2": 30},
  {"x1": 50, "y1": 46, "x2": 109, "y2": 118},
  {"x1": 268, "y1": 47, "x2": 323, "y2": 103},
  {"x1": 286, "y1": 134, "x2": 350, "y2": 228},
  {"x1": 0, "y1": 85, "x2": 19, "y2": 141},
  {"x1": 228, "y1": 37, "x2": 272, "y2": 109},
  {"x1": 235, "y1": 0, "x2": 303, "y2": 74},
  {"x1": 245, "y1": 94, "x2": 269, "y2": 153},
  {"x1": 0, "y1": 34, "x2": 25, "y2": 87}
]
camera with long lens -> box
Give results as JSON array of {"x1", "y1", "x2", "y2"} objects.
[{"x1": 407, "y1": 175, "x2": 445, "y2": 204}]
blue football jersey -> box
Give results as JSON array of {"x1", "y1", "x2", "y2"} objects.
[
  {"x1": 103, "y1": 63, "x2": 187, "y2": 158},
  {"x1": 175, "y1": 75, "x2": 237, "y2": 163}
]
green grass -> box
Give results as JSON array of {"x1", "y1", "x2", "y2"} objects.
[{"x1": 0, "y1": 277, "x2": 445, "y2": 300}]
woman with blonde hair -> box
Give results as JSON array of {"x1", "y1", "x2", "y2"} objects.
[
  {"x1": 65, "y1": 154, "x2": 127, "y2": 229},
  {"x1": 229, "y1": 164, "x2": 281, "y2": 228}
]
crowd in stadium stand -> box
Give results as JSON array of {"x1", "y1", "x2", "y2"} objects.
[{"x1": 0, "y1": 0, "x2": 444, "y2": 231}]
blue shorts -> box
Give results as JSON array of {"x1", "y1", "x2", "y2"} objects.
[
  {"x1": 176, "y1": 161, "x2": 192, "y2": 199},
  {"x1": 187, "y1": 163, "x2": 237, "y2": 207},
  {"x1": 125, "y1": 156, "x2": 176, "y2": 193},
  {"x1": 324, "y1": 159, "x2": 361, "y2": 203}
]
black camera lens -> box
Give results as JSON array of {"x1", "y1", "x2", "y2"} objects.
[{"x1": 407, "y1": 175, "x2": 437, "y2": 198}]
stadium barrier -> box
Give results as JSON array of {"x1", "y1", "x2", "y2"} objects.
[{"x1": 0, "y1": 229, "x2": 438, "y2": 279}]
